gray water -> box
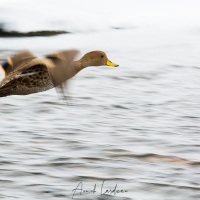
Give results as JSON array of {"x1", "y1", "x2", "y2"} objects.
[{"x1": 1, "y1": 1, "x2": 200, "y2": 199}]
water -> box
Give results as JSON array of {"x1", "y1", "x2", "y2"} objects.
[{"x1": 0, "y1": 1, "x2": 200, "y2": 200}]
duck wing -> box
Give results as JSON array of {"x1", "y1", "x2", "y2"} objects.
[
  {"x1": 45, "y1": 50, "x2": 79, "y2": 95},
  {"x1": 0, "y1": 51, "x2": 36, "y2": 77},
  {"x1": 0, "y1": 50, "x2": 79, "y2": 98}
]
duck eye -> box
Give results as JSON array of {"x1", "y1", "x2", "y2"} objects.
[{"x1": 101, "y1": 55, "x2": 104, "y2": 58}]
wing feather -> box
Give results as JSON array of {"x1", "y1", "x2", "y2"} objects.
[
  {"x1": 45, "y1": 50, "x2": 79, "y2": 95},
  {"x1": 0, "y1": 51, "x2": 36, "y2": 77}
]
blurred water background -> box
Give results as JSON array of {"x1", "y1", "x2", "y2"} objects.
[{"x1": 0, "y1": 0, "x2": 200, "y2": 199}]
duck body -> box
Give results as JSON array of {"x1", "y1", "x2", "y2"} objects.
[
  {"x1": 0, "y1": 63, "x2": 52, "y2": 96},
  {"x1": 0, "y1": 50, "x2": 118, "y2": 97}
]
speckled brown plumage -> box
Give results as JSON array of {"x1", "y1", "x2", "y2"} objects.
[
  {"x1": 0, "y1": 50, "x2": 119, "y2": 98},
  {"x1": 0, "y1": 64, "x2": 52, "y2": 96}
]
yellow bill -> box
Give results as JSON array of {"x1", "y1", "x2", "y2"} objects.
[{"x1": 106, "y1": 60, "x2": 119, "y2": 67}]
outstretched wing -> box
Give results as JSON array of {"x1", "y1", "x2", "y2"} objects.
[
  {"x1": 0, "y1": 50, "x2": 79, "y2": 98},
  {"x1": 45, "y1": 50, "x2": 79, "y2": 95},
  {"x1": 0, "y1": 51, "x2": 36, "y2": 77}
]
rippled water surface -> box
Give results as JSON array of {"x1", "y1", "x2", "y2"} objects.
[{"x1": 1, "y1": 1, "x2": 200, "y2": 200}]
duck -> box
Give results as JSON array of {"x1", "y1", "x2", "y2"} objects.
[{"x1": 0, "y1": 50, "x2": 118, "y2": 97}]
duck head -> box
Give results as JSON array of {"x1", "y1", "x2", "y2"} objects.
[{"x1": 80, "y1": 51, "x2": 119, "y2": 68}]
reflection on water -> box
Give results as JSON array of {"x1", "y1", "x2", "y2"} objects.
[{"x1": 1, "y1": 1, "x2": 200, "y2": 200}]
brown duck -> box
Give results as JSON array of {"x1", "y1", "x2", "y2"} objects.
[{"x1": 0, "y1": 50, "x2": 118, "y2": 97}]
